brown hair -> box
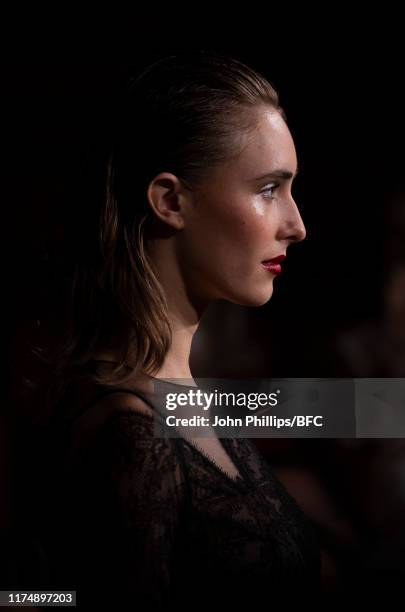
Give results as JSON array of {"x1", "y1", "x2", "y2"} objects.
[{"x1": 39, "y1": 50, "x2": 282, "y2": 408}]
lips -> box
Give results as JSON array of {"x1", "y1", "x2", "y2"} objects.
[
  {"x1": 262, "y1": 254, "x2": 286, "y2": 264},
  {"x1": 262, "y1": 253, "x2": 286, "y2": 276}
]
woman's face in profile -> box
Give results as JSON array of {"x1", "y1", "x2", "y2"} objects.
[{"x1": 178, "y1": 106, "x2": 307, "y2": 307}]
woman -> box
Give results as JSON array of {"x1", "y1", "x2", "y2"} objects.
[{"x1": 32, "y1": 50, "x2": 320, "y2": 609}]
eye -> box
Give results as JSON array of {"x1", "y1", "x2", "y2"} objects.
[{"x1": 260, "y1": 183, "x2": 280, "y2": 199}]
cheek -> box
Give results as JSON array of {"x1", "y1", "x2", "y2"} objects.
[
  {"x1": 184, "y1": 196, "x2": 275, "y2": 275},
  {"x1": 252, "y1": 198, "x2": 266, "y2": 217},
  {"x1": 220, "y1": 201, "x2": 274, "y2": 251},
  {"x1": 209, "y1": 197, "x2": 270, "y2": 240}
]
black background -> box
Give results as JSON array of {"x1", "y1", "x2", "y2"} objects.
[{"x1": 3, "y1": 10, "x2": 405, "y2": 601}]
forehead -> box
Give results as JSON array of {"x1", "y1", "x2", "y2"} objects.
[{"x1": 226, "y1": 107, "x2": 297, "y2": 178}]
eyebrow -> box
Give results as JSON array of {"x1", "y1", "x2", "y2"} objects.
[{"x1": 249, "y1": 166, "x2": 299, "y2": 182}]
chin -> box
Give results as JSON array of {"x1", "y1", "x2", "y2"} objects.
[{"x1": 231, "y1": 287, "x2": 274, "y2": 308}]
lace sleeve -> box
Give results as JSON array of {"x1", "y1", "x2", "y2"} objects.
[{"x1": 65, "y1": 410, "x2": 188, "y2": 609}]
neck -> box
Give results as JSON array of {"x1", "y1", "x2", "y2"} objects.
[
  {"x1": 146, "y1": 237, "x2": 210, "y2": 380},
  {"x1": 153, "y1": 302, "x2": 203, "y2": 381},
  {"x1": 154, "y1": 339, "x2": 194, "y2": 379}
]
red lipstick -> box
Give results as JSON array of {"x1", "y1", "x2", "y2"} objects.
[{"x1": 262, "y1": 254, "x2": 286, "y2": 275}]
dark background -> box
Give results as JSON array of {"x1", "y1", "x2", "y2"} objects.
[{"x1": 3, "y1": 12, "x2": 405, "y2": 602}]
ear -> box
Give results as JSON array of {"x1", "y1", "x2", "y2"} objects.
[{"x1": 146, "y1": 172, "x2": 191, "y2": 230}]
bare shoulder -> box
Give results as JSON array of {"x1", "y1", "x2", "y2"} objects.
[{"x1": 99, "y1": 390, "x2": 154, "y2": 419}]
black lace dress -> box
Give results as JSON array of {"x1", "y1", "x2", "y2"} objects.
[{"x1": 35, "y1": 373, "x2": 321, "y2": 610}]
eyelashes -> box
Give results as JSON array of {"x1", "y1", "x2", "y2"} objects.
[{"x1": 260, "y1": 183, "x2": 280, "y2": 199}]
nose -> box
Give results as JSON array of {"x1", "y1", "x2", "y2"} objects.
[{"x1": 283, "y1": 197, "x2": 307, "y2": 244}]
